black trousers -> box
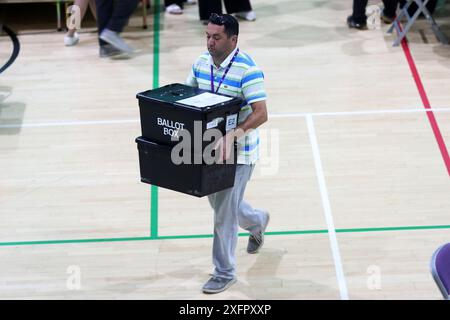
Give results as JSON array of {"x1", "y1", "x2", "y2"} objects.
[
  {"x1": 165, "y1": 0, "x2": 184, "y2": 7},
  {"x1": 198, "y1": 0, "x2": 252, "y2": 21},
  {"x1": 352, "y1": 0, "x2": 400, "y2": 24},
  {"x1": 96, "y1": 0, "x2": 139, "y2": 46}
]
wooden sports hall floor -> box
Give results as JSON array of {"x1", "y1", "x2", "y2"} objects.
[{"x1": 0, "y1": 0, "x2": 449, "y2": 299}]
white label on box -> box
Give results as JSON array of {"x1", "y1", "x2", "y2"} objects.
[
  {"x1": 207, "y1": 119, "x2": 218, "y2": 129},
  {"x1": 225, "y1": 114, "x2": 238, "y2": 131}
]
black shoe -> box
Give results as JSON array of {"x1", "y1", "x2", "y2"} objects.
[
  {"x1": 347, "y1": 15, "x2": 368, "y2": 30},
  {"x1": 380, "y1": 11, "x2": 395, "y2": 24}
]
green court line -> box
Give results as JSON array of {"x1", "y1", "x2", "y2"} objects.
[
  {"x1": 149, "y1": 0, "x2": 160, "y2": 239},
  {"x1": 1, "y1": 225, "x2": 449, "y2": 247},
  {"x1": 150, "y1": 185, "x2": 158, "y2": 238},
  {"x1": 335, "y1": 224, "x2": 450, "y2": 233}
]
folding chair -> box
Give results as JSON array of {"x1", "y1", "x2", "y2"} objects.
[
  {"x1": 430, "y1": 243, "x2": 450, "y2": 300},
  {"x1": 387, "y1": 0, "x2": 449, "y2": 46}
]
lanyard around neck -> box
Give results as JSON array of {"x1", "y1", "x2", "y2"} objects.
[{"x1": 210, "y1": 48, "x2": 239, "y2": 93}]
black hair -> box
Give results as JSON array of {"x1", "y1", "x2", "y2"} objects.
[{"x1": 208, "y1": 13, "x2": 239, "y2": 38}]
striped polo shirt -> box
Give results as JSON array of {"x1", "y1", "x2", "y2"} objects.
[{"x1": 186, "y1": 47, "x2": 267, "y2": 165}]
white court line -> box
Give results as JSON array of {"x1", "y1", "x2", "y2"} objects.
[
  {"x1": 270, "y1": 107, "x2": 450, "y2": 118},
  {"x1": 1, "y1": 107, "x2": 450, "y2": 128},
  {"x1": 306, "y1": 114, "x2": 349, "y2": 300},
  {"x1": 0, "y1": 119, "x2": 140, "y2": 128}
]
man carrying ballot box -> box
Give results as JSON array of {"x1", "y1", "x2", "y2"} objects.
[{"x1": 186, "y1": 13, "x2": 270, "y2": 294}]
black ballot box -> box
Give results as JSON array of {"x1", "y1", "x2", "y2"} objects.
[
  {"x1": 136, "y1": 137, "x2": 237, "y2": 197},
  {"x1": 135, "y1": 83, "x2": 243, "y2": 197},
  {"x1": 137, "y1": 83, "x2": 243, "y2": 147}
]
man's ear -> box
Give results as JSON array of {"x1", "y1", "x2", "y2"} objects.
[{"x1": 231, "y1": 35, "x2": 238, "y2": 44}]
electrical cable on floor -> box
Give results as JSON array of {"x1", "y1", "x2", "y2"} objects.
[{"x1": 0, "y1": 24, "x2": 20, "y2": 75}]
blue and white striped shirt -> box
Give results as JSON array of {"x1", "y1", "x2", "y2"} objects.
[{"x1": 186, "y1": 47, "x2": 267, "y2": 164}]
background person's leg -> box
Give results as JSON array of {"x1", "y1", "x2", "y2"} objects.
[
  {"x1": 88, "y1": 0, "x2": 97, "y2": 20},
  {"x1": 347, "y1": 0, "x2": 369, "y2": 29},
  {"x1": 98, "y1": 0, "x2": 139, "y2": 54},
  {"x1": 198, "y1": 0, "x2": 222, "y2": 21},
  {"x1": 68, "y1": 0, "x2": 91, "y2": 33},
  {"x1": 223, "y1": 0, "x2": 252, "y2": 14},
  {"x1": 382, "y1": 0, "x2": 399, "y2": 19},
  {"x1": 224, "y1": 0, "x2": 255, "y2": 21},
  {"x1": 351, "y1": 0, "x2": 369, "y2": 24},
  {"x1": 65, "y1": 0, "x2": 92, "y2": 45},
  {"x1": 106, "y1": 0, "x2": 139, "y2": 33},
  {"x1": 95, "y1": 0, "x2": 113, "y2": 47}
]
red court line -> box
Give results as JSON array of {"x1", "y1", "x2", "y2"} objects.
[{"x1": 400, "y1": 35, "x2": 450, "y2": 176}]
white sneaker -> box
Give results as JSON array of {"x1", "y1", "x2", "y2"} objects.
[
  {"x1": 64, "y1": 32, "x2": 79, "y2": 46},
  {"x1": 235, "y1": 10, "x2": 256, "y2": 21},
  {"x1": 166, "y1": 4, "x2": 183, "y2": 14}
]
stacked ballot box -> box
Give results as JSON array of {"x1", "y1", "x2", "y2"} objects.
[{"x1": 136, "y1": 83, "x2": 243, "y2": 197}]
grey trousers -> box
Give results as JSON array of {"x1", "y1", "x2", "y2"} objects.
[{"x1": 207, "y1": 164, "x2": 266, "y2": 279}]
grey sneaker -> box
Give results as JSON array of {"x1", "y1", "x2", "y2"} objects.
[
  {"x1": 99, "y1": 28, "x2": 134, "y2": 53},
  {"x1": 202, "y1": 276, "x2": 237, "y2": 294},
  {"x1": 247, "y1": 211, "x2": 270, "y2": 254},
  {"x1": 99, "y1": 44, "x2": 130, "y2": 59}
]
